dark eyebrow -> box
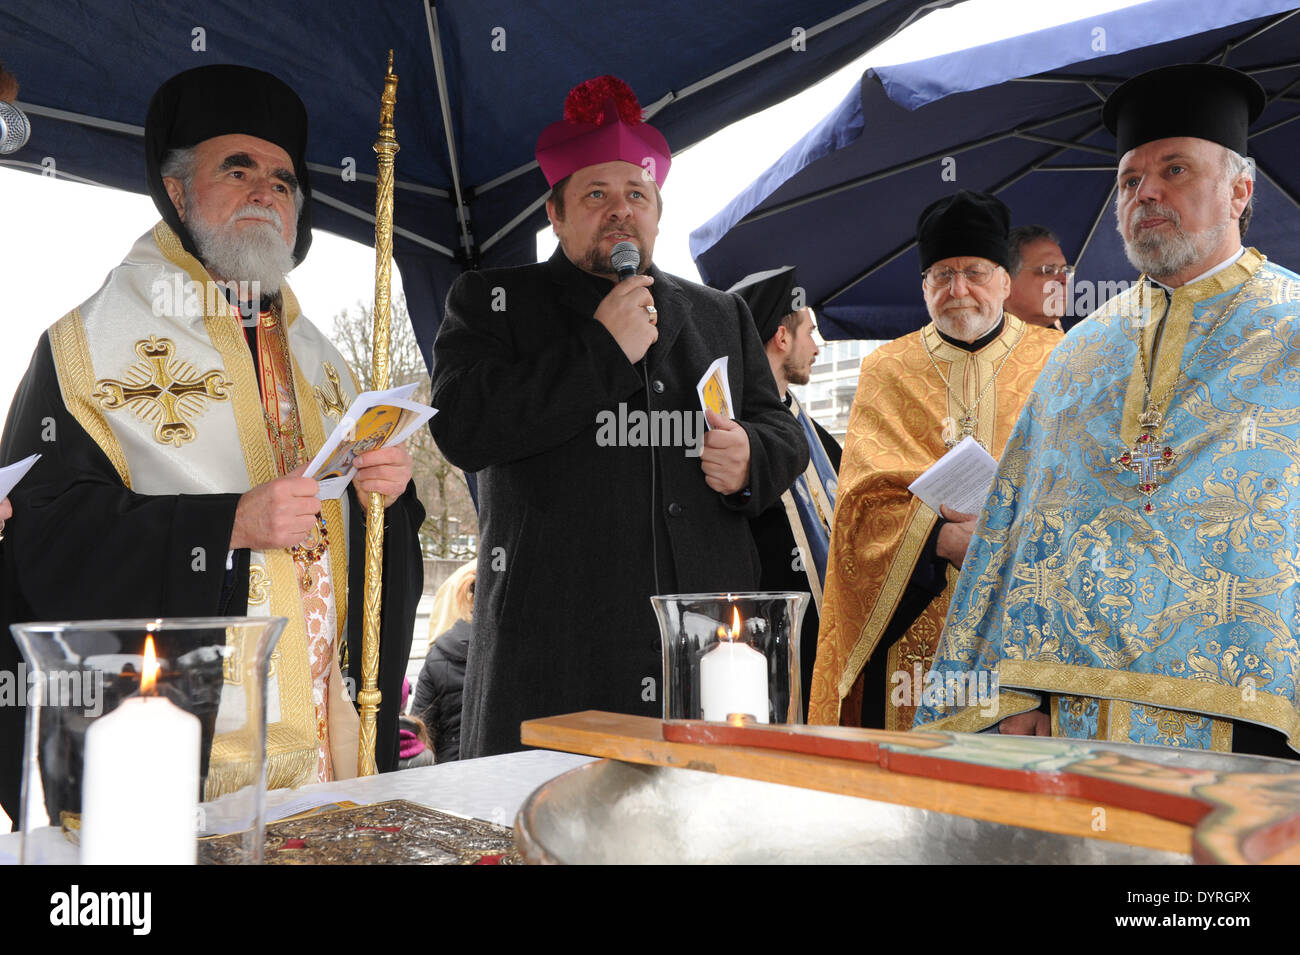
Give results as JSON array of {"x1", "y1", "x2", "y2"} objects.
[
  {"x1": 219, "y1": 152, "x2": 299, "y2": 191},
  {"x1": 219, "y1": 153, "x2": 256, "y2": 171}
]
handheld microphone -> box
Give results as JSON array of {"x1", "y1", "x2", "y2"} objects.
[
  {"x1": 611, "y1": 241, "x2": 640, "y2": 281},
  {"x1": 0, "y1": 101, "x2": 31, "y2": 155}
]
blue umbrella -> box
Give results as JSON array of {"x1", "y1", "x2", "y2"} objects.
[
  {"x1": 0, "y1": 0, "x2": 943, "y2": 358},
  {"x1": 690, "y1": 0, "x2": 1300, "y2": 341}
]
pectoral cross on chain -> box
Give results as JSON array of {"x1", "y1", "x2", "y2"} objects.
[{"x1": 1114, "y1": 408, "x2": 1175, "y2": 514}]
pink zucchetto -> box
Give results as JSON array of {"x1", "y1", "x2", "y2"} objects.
[{"x1": 535, "y1": 75, "x2": 672, "y2": 187}]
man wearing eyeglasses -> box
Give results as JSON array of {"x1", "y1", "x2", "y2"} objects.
[
  {"x1": 1005, "y1": 225, "x2": 1075, "y2": 332},
  {"x1": 809, "y1": 190, "x2": 1061, "y2": 729}
]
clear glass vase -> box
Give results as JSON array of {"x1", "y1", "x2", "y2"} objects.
[
  {"x1": 651, "y1": 592, "x2": 808, "y2": 725},
  {"x1": 12, "y1": 616, "x2": 285, "y2": 865}
]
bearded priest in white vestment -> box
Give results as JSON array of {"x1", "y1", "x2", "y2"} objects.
[{"x1": 0, "y1": 65, "x2": 425, "y2": 789}]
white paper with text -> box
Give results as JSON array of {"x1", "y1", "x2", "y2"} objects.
[{"x1": 907, "y1": 436, "x2": 998, "y2": 515}]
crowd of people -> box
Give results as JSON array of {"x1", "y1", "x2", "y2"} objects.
[{"x1": 1, "y1": 56, "x2": 1295, "y2": 830}]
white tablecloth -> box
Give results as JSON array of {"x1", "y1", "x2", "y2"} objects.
[{"x1": 2, "y1": 749, "x2": 593, "y2": 864}]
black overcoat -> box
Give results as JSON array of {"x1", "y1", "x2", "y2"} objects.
[{"x1": 430, "y1": 249, "x2": 809, "y2": 757}]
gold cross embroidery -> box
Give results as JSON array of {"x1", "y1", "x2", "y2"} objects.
[
  {"x1": 314, "y1": 362, "x2": 347, "y2": 421},
  {"x1": 93, "y1": 336, "x2": 232, "y2": 447}
]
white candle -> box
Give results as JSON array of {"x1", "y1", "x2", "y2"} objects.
[
  {"x1": 700, "y1": 632, "x2": 769, "y2": 724},
  {"x1": 81, "y1": 643, "x2": 200, "y2": 865}
]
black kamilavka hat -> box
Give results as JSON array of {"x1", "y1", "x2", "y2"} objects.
[
  {"x1": 1103, "y1": 63, "x2": 1265, "y2": 158},
  {"x1": 916, "y1": 190, "x2": 1011, "y2": 272}
]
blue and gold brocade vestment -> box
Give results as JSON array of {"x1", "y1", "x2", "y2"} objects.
[{"x1": 915, "y1": 250, "x2": 1300, "y2": 752}]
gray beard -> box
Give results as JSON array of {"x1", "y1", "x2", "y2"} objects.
[
  {"x1": 187, "y1": 201, "x2": 296, "y2": 296},
  {"x1": 1121, "y1": 205, "x2": 1228, "y2": 281}
]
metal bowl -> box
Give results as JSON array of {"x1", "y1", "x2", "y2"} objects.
[{"x1": 514, "y1": 758, "x2": 1191, "y2": 864}]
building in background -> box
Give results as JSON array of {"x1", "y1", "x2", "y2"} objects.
[{"x1": 793, "y1": 334, "x2": 885, "y2": 442}]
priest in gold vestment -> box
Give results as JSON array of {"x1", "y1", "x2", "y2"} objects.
[
  {"x1": 0, "y1": 66, "x2": 425, "y2": 788},
  {"x1": 810, "y1": 191, "x2": 1061, "y2": 728},
  {"x1": 915, "y1": 65, "x2": 1300, "y2": 758}
]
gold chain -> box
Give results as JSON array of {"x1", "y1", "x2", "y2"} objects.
[
  {"x1": 922, "y1": 317, "x2": 1025, "y2": 447},
  {"x1": 1130, "y1": 264, "x2": 1261, "y2": 429}
]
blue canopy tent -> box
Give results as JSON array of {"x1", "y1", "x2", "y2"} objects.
[
  {"x1": 690, "y1": 0, "x2": 1300, "y2": 341},
  {"x1": 0, "y1": 0, "x2": 950, "y2": 364}
]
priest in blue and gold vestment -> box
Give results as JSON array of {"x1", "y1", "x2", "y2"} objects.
[{"x1": 916, "y1": 64, "x2": 1300, "y2": 758}]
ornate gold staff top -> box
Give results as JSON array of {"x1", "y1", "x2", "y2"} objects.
[{"x1": 358, "y1": 50, "x2": 399, "y2": 776}]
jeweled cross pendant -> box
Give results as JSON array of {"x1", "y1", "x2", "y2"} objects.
[
  {"x1": 1114, "y1": 410, "x2": 1174, "y2": 514},
  {"x1": 944, "y1": 415, "x2": 986, "y2": 451}
]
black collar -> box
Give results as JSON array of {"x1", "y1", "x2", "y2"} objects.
[{"x1": 936, "y1": 314, "x2": 1005, "y2": 352}]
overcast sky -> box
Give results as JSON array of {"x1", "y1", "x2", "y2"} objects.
[{"x1": 0, "y1": 0, "x2": 1147, "y2": 422}]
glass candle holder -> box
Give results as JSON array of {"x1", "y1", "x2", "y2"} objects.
[
  {"x1": 652, "y1": 592, "x2": 808, "y2": 725},
  {"x1": 12, "y1": 616, "x2": 285, "y2": 865}
]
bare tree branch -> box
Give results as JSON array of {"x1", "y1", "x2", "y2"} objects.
[{"x1": 328, "y1": 296, "x2": 478, "y2": 559}]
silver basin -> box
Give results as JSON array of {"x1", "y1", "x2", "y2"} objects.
[{"x1": 514, "y1": 758, "x2": 1191, "y2": 864}]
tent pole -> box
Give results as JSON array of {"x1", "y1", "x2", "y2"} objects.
[
  {"x1": 16, "y1": 101, "x2": 142, "y2": 135},
  {"x1": 14, "y1": 103, "x2": 452, "y2": 206},
  {"x1": 1014, "y1": 132, "x2": 1113, "y2": 156},
  {"x1": 306, "y1": 162, "x2": 450, "y2": 198},
  {"x1": 481, "y1": 193, "x2": 549, "y2": 254},
  {"x1": 1073, "y1": 180, "x2": 1118, "y2": 271},
  {"x1": 312, "y1": 192, "x2": 455, "y2": 257},
  {"x1": 1253, "y1": 158, "x2": 1300, "y2": 213},
  {"x1": 823, "y1": 235, "x2": 918, "y2": 305},
  {"x1": 1213, "y1": 10, "x2": 1299, "y2": 65},
  {"x1": 985, "y1": 123, "x2": 1104, "y2": 196},
  {"x1": 1036, "y1": 164, "x2": 1117, "y2": 171},
  {"x1": 425, "y1": 0, "x2": 476, "y2": 263},
  {"x1": 1250, "y1": 111, "x2": 1300, "y2": 138}
]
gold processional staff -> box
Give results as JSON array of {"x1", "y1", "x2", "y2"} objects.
[{"x1": 358, "y1": 51, "x2": 399, "y2": 776}]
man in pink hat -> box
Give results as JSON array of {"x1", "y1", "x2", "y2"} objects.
[{"x1": 430, "y1": 76, "x2": 808, "y2": 758}]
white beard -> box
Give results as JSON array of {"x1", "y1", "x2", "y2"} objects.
[{"x1": 187, "y1": 200, "x2": 296, "y2": 296}]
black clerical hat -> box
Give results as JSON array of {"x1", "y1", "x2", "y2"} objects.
[
  {"x1": 916, "y1": 190, "x2": 1011, "y2": 272},
  {"x1": 1103, "y1": 63, "x2": 1265, "y2": 158},
  {"x1": 145, "y1": 64, "x2": 313, "y2": 264},
  {"x1": 727, "y1": 266, "x2": 801, "y2": 342}
]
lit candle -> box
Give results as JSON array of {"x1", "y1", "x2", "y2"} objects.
[
  {"x1": 699, "y1": 607, "x2": 769, "y2": 723},
  {"x1": 81, "y1": 636, "x2": 200, "y2": 864}
]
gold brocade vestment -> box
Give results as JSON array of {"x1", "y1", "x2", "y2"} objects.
[{"x1": 809, "y1": 314, "x2": 1060, "y2": 727}]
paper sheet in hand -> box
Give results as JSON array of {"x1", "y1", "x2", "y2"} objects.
[
  {"x1": 696, "y1": 356, "x2": 733, "y2": 428},
  {"x1": 0, "y1": 453, "x2": 40, "y2": 499},
  {"x1": 907, "y1": 436, "x2": 998, "y2": 516},
  {"x1": 305, "y1": 383, "x2": 435, "y2": 499}
]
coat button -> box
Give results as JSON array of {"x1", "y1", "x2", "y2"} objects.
[
  {"x1": 668, "y1": 502, "x2": 683, "y2": 517},
  {"x1": 652, "y1": 379, "x2": 665, "y2": 394}
]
